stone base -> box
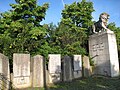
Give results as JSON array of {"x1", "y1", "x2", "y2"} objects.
[
  {"x1": 48, "y1": 73, "x2": 61, "y2": 83},
  {"x1": 73, "y1": 71, "x2": 82, "y2": 79},
  {"x1": 13, "y1": 76, "x2": 31, "y2": 89},
  {"x1": 89, "y1": 31, "x2": 119, "y2": 77}
]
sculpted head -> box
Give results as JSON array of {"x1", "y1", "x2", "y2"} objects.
[
  {"x1": 99, "y1": 12, "x2": 110, "y2": 25},
  {"x1": 91, "y1": 12, "x2": 110, "y2": 34}
]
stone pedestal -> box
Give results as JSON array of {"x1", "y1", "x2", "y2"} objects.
[
  {"x1": 73, "y1": 55, "x2": 82, "y2": 79},
  {"x1": 13, "y1": 53, "x2": 31, "y2": 88},
  {"x1": 89, "y1": 30, "x2": 119, "y2": 77},
  {"x1": 31, "y1": 55, "x2": 44, "y2": 87},
  {"x1": 0, "y1": 53, "x2": 10, "y2": 90},
  {"x1": 48, "y1": 54, "x2": 61, "y2": 83},
  {"x1": 62, "y1": 56, "x2": 72, "y2": 82}
]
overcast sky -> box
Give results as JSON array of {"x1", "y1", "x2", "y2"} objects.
[{"x1": 0, "y1": 0, "x2": 120, "y2": 27}]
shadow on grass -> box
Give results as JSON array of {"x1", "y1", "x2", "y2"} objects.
[{"x1": 47, "y1": 76, "x2": 120, "y2": 90}]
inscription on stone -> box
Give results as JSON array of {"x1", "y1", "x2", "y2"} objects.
[
  {"x1": 92, "y1": 42, "x2": 104, "y2": 52},
  {"x1": 16, "y1": 77, "x2": 28, "y2": 85}
]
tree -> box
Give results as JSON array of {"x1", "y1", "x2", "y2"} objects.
[
  {"x1": 49, "y1": 0, "x2": 94, "y2": 56},
  {"x1": 0, "y1": 0, "x2": 49, "y2": 71},
  {"x1": 0, "y1": 0, "x2": 49, "y2": 54},
  {"x1": 43, "y1": 23, "x2": 61, "y2": 54}
]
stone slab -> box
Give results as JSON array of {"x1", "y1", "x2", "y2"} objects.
[
  {"x1": 31, "y1": 55, "x2": 44, "y2": 87},
  {"x1": 48, "y1": 54, "x2": 61, "y2": 83},
  {"x1": 13, "y1": 53, "x2": 31, "y2": 88},
  {"x1": 83, "y1": 56, "x2": 91, "y2": 77},
  {"x1": 62, "y1": 56, "x2": 72, "y2": 82},
  {"x1": 0, "y1": 53, "x2": 10, "y2": 77},
  {"x1": 0, "y1": 53, "x2": 10, "y2": 90},
  {"x1": 48, "y1": 54, "x2": 61, "y2": 74},
  {"x1": 73, "y1": 55, "x2": 82, "y2": 79}
]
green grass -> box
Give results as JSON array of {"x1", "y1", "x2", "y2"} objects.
[
  {"x1": 19, "y1": 76, "x2": 120, "y2": 90},
  {"x1": 47, "y1": 76, "x2": 120, "y2": 90}
]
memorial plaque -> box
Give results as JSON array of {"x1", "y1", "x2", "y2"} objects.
[
  {"x1": 89, "y1": 30, "x2": 119, "y2": 77},
  {"x1": 73, "y1": 55, "x2": 82, "y2": 79},
  {"x1": 48, "y1": 54, "x2": 61, "y2": 83},
  {"x1": 13, "y1": 53, "x2": 31, "y2": 88}
]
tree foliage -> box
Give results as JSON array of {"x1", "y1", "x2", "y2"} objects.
[
  {"x1": 1, "y1": 0, "x2": 119, "y2": 63},
  {"x1": 0, "y1": 0, "x2": 49, "y2": 59},
  {"x1": 48, "y1": 0, "x2": 94, "y2": 56}
]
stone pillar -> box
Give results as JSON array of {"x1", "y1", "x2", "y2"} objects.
[
  {"x1": 31, "y1": 55, "x2": 44, "y2": 87},
  {"x1": 62, "y1": 56, "x2": 72, "y2": 82},
  {"x1": 13, "y1": 53, "x2": 31, "y2": 89},
  {"x1": 89, "y1": 30, "x2": 119, "y2": 77},
  {"x1": 73, "y1": 55, "x2": 82, "y2": 79},
  {"x1": 0, "y1": 53, "x2": 10, "y2": 90},
  {"x1": 48, "y1": 54, "x2": 61, "y2": 83},
  {"x1": 83, "y1": 56, "x2": 91, "y2": 77}
]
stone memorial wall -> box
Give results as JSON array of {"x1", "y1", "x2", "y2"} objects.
[{"x1": 89, "y1": 30, "x2": 119, "y2": 77}]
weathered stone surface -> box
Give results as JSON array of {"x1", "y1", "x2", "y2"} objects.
[
  {"x1": 89, "y1": 30, "x2": 119, "y2": 77},
  {"x1": 0, "y1": 53, "x2": 10, "y2": 90},
  {"x1": 13, "y1": 53, "x2": 31, "y2": 88},
  {"x1": 48, "y1": 54, "x2": 61, "y2": 83},
  {"x1": 62, "y1": 56, "x2": 72, "y2": 82},
  {"x1": 31, "y1": 55, "x2": 44, "y2": 87},
  {"x1": 83, "y1": 56, "x2": 91, "y2": 77},
  {"x1": 73, "y1": 55, "x2": 82, "y2": 79},
  {"x1": 0, "y1": 53, "x2": 10, "y2": 77}
]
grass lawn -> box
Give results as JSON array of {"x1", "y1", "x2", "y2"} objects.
[
  {"x1": 47, "y1": 76, "x2": 120, "y2": 90},
  {"x1": 20, "y1": 76, "x2": 120, "y2": 90}
]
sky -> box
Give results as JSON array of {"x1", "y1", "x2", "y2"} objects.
[{"x1": 0, "y1": 0, "x2": 120, "y2": 27}]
